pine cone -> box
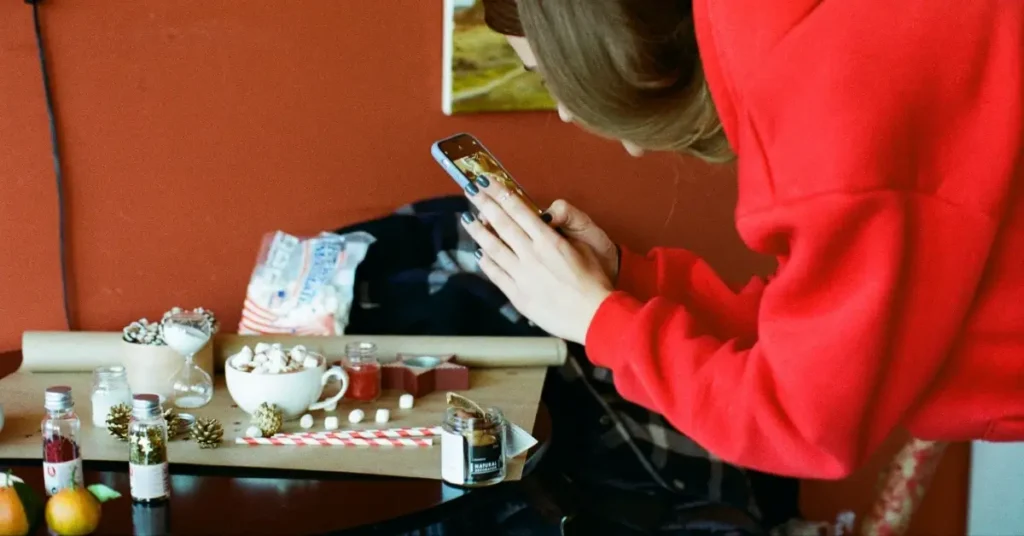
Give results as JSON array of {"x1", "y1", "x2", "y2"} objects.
[
  {"x1": 106, "y1": 403, "x2": 132, "y2": 441},
  {"x1": 163, "y1": 408, "x2": 183, "y2": 439},
  {"x1": 121, "y1": 318, "x2": 165, "y2": 345},
  {"x1": 190, "y1": 417, "x2": 224, "y2": 449},
  {"x1": 252, "y1": 402, "x2": 283, "y2": 437},
  {"x1": 193, "y1": 307, "x2": 220, "y2": 334}
]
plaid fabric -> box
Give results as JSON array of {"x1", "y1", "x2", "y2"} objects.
[{"x1": 339, "y1": 196, "x2": 798, "y2": 530}]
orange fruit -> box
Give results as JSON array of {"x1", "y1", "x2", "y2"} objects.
[
  {"x1": 44, "y1": 486, "x2": 100, "y2": 536},
  {"x1": 0, "y1": 473, "x2": 41, "y2": 536}
]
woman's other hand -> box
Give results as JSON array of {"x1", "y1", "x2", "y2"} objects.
[
  {"x1": 462, "y1": 178, "x2": 614, "y2": 344},
  {"x1": 544, "y1": 200, "x2": 619, "y2": 283}
]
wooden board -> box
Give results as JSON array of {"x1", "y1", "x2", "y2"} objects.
[{"x1": 0, "y1": 368, "x2": 546, "y2": 480}]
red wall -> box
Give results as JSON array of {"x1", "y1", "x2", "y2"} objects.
[{"x1": 0, "y1": 2, "x2": 966, "y2": 533}]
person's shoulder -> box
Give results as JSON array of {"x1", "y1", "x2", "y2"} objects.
[
  {"x1": 706, "y1": 0, "x2": 1023, "y2": 207},
  {"x1": 696, "y1": 0, "x2": 823, "y2": 76}
]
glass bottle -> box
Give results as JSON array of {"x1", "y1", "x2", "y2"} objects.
[
  {"x1": 128, "y1": 394, "x2": 171, "y2": 503},
  {"x1": 440, "y1": 406, "x2": 507, "y2": 488},
  {"x1": 91, "y1": 365, "x2": 133, "y2": 427},
  {"x1": 41, "y1": 385, "x2": 84, "y2": 496},
  {"x1": 343, "y1": 342, "x2": 382, "y2": 402},
  {"x1": 163, "y1": 311, "x2": 213, "y2": 409}
]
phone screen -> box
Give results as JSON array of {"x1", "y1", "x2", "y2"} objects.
[{"x1": 435, "y1": 134, "x2": 541, "y2": 214}]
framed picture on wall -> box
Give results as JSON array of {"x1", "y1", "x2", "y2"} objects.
[{"x1": 441, "y1": 0, "x2": 557, "y2": 115}]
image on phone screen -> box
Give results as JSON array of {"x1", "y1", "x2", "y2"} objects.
[{"x1": 432, "y1": 133, "x2": 540, "y2": 213}]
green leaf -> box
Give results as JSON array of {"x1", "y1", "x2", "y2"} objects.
[
  {"x1": 13, "y1": 481, "x2": 44, "y2": 535},
  {"x1": 87, "y1": 483, "x2": 122, "y2": 503}
]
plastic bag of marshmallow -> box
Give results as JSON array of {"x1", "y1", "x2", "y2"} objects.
[{"x1": 239, "y1": 230, "x2": 375, "y2": 336}]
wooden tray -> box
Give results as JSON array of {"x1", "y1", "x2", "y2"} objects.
[{"x1": 0, "y1": 368, "x2": 547, "y2": 480}]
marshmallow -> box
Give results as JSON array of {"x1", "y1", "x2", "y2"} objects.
[
  {"x1": 252, "y1": 365, "x2": 269, "y2": 374},
  {"x1": 289, "y1": 345, "x2": 308, "y2": 361},
  {"x1": 348, "y1": 409, "x2": 365, "y2": 424},
  {"x1": 299, "y1": 414, "x2": 314, "y2": 429},
  {"x1": 302, "y1": 356, "x2": 320, "y2": 369},
  {"x1": 266, "y1": 347, "x2": 287, "y2": 365},
  {"x1": 398, "y1": 394, "x2": 414, "y2": 410},
  {"x1": 324, "y1": 416, "x2": 339, "y2": 430},
  {"x1": 254, "y1": 342, "x2": 271, "y2": 354},
  {"x1": 244, "y1": 425, "x2": 264, "y2": 438},
  {"x1": 232, "y1": 346, "x2": 254, "y2": 367},
  {"x1": 374, "y1": 409, "x2": 390, "y2": 424}
]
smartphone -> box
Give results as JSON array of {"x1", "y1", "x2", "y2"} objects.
[{"x1": 431, "y1": 133, "x2": 542, "y2": 214}]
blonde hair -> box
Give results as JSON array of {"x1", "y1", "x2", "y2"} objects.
[{"x1": 513, "y1": 0, "x2": 734, "y2": 163}]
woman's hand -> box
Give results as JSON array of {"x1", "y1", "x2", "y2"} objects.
[
  {"x1": 461, "y1": 178, "x2": 614, "y2": 344},
  {"x1": 543, "y1": 199, "x2": 620, "y2": 283}
]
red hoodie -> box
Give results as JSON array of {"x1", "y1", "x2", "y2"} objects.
[{"x1": 584, "y1": 0, "x2": 1024, "y2": 478}]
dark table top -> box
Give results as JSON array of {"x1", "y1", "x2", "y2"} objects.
[{"x1": 0, "y1": 350, "x2": 553, "y2": 535}]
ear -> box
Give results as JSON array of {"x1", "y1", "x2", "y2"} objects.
[
  {"x1": 622, "y1": 141, "x2": 646, "y2": 157},
  {"x1": 557, "y1": 103, "x2": 574, "y2": 123}
]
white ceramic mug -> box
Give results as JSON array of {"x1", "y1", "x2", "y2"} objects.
[{"x1": 225, "y1": 353, "x2": 349, "y2": 420}]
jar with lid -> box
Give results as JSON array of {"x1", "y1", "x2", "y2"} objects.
[
  {"x1": 343, "y1": 342, "x2": 381, "y2": 402},
  {"x1": 440, "y1": 406, "x2": 507, "y2": 487},
  {"x1": 128, "y1": 394, "x2": 171, "y2": 503},
  {"x1": 91, "y1": 365, "x2": 133, "y2": 427},
  {"x1": 41, "y1": 385, "x2": 84, "y2": 496}
]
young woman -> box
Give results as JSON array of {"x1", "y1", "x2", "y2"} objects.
[{"x1": 465, "y1": 0, "x2": 1024, "y2": 478}]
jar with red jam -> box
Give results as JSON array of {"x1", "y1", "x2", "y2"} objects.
[
  {"x1": 343, "y1": 342, "x2": 381, "y2": 402},
  {"x1": 41, "y1": 385, "x2": 84, "y2": 496}
]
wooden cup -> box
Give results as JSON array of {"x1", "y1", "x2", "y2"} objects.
[{"x1": 121, "y1": 340, "x2": 215, "y2": 401}]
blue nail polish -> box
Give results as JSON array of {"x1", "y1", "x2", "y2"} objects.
[
  {"x1": 475, "y1": 175, "x2": 490, "y2": 188},
  {"x1": 474, "y1": 249, "x2": 483, "y2": 259},
  {"x1": 465, "y1": 182, "x2": 479, "y2": 196},
  {"x1": 461, "y1": 212, "x2": 476, "y2": 224}
]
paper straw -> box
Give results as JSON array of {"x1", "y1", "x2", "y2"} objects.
[
  {"x1": 235, "y1": 436, "x2": 434, "y2": 447},
  {"x1": 273, "y1": 426, "x2": 443, "y2": 440}
]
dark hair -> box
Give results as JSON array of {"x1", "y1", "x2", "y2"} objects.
[
  {"x1": 481, "y1": 0, "x2": 733, "y2": 163},
  {"x1": 482, "y1": 0, "x2": 525, "y2": 37}
]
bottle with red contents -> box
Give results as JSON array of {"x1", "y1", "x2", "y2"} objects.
[
  {"x1": 343, "y1": 342, "x2": 382, "y2": 402},
  {"x1": 41, "y1": 385, "x2": 84, "y2": 496}
]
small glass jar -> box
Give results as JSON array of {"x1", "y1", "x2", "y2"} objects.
[
  {"x1": 343, "y1": 342, "x2": 382, "y2": 402},
  {"x1": 41, "y1": 386, "x2": 84, "y2": 496},
  {"x1": 91, "y1": 365, "x2": 133, "y2": 427},
  {"x1": 128, "y1": 394, "x2": 171, "y2": 504},
  {"x1": 440, "y1": 406, "x2": 507, "y2": 487}
]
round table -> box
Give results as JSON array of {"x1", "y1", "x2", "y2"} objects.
[{"x1": 0, "y1": 351, "x2": 553, "y2": 535}]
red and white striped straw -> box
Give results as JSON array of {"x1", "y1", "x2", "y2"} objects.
[
  {"x1": 272, "y1": 426, "x2": 443, "y2": 440},
  {"x1": 235, "y1": 436, "x2": 435, "y2": 447}
]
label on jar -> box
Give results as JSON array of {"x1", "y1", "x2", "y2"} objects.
[
  {"x1": 43, "y1": 458, "x2": 84, "y2": 496},
  {"x1": 130, "y1": 463, "x2": 170, "y2": 501},
  {"x1": 466, "y1": 437, "x2": 503, "y2": 482},
  {"x1": 440, "y1": 430, "x2": 466, "y2": 484}
]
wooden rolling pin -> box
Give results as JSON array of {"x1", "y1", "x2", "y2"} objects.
[
  {"x1": 215, "y1": 334, "x2": 567, "y2": 369},
  {"x1": 19, "y1": 331, "x2": 568, "y2": 372}
]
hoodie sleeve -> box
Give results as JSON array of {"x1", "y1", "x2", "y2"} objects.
[{"x1": 588, "y1": 192, "x2": 992, "y2": 478}]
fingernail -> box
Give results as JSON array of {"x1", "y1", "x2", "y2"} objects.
[
  {"x1": 461, "y1": 212, "x2": 475, "y2": 224},
  {"x1": 475, "y1": 175, "x2": 490, "y2": 188},
  {"x1": 474, "y1": 249, "x2": 483, "y2": 260},
  {"x1": 540, "y1": 212, "x2": 553, "y2": 223},
  {"x1": 465, "y1": 182, "x2": 479, "y2": 196}
]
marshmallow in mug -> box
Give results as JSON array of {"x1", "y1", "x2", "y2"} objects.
[{"x1": 229, "y1": 344, "x2": 321, "y2": 374}]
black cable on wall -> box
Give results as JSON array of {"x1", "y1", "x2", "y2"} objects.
[{"x1": 27, "y1": 0, "x2": 73, "y2": 330}]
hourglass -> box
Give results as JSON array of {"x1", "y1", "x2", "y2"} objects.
[{"x1": 162, "y1": 311, "x2": 213, "y2": 409}]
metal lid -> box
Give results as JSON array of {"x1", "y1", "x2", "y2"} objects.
[
  {"x1": 44, "y1": 386, "x2": 74, "y2": 412},
  {"x1": 132, "y1": 393, "x2": 162, "y2": 419}
]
